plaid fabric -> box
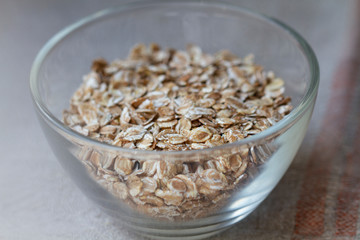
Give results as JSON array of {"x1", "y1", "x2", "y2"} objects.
[{"x1": 293, "y1": 58, "x2": 360, "y2": 239}]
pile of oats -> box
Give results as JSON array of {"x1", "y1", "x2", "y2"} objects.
[{"x1": 63, "y1": 44, "x2": 292, "y2": 220}]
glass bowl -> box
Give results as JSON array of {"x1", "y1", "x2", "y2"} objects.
[{"x1": 30, "y1": 1, "x2": 319, "y2": 239}]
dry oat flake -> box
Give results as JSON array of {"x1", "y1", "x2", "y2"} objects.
[{"x1": 63, "y1": 43, "x2": 292, "y2": 220}]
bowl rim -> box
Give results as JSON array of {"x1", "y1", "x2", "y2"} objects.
[{"x1": 30, "y1": 0, "x2": 320, "y2": 157}]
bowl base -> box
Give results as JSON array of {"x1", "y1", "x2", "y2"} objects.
[{"x1": 121, "y1": 213, "x2": 251, "y2": 240}]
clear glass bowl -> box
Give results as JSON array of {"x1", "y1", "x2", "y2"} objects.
[{"x1": 30, "y1": 1, "x2": 319, "y2": 239}]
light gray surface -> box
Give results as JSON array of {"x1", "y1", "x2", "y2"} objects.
[{"x1": 0, "y1": 0, "x2": 353, "y2": 239}]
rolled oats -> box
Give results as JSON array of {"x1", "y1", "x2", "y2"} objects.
[
  {"x1": 114, "y1": 157, "x2": 133, "y2": 176},
  {"x1": 64, "y1": 44, "x2": 292, "y2": 220}
]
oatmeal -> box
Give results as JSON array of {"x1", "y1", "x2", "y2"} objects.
[{"x1": 63, "y1": 43, "x2": 292, "y2": 220}]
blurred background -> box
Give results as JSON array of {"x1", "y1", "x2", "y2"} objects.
[{"x1": 0, "y1": 0, "x2": 357, "y2": 239}]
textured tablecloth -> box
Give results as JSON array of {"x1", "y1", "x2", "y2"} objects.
[{"x1": 0, "y1": 0, "x2": 358, "y2": 239}]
